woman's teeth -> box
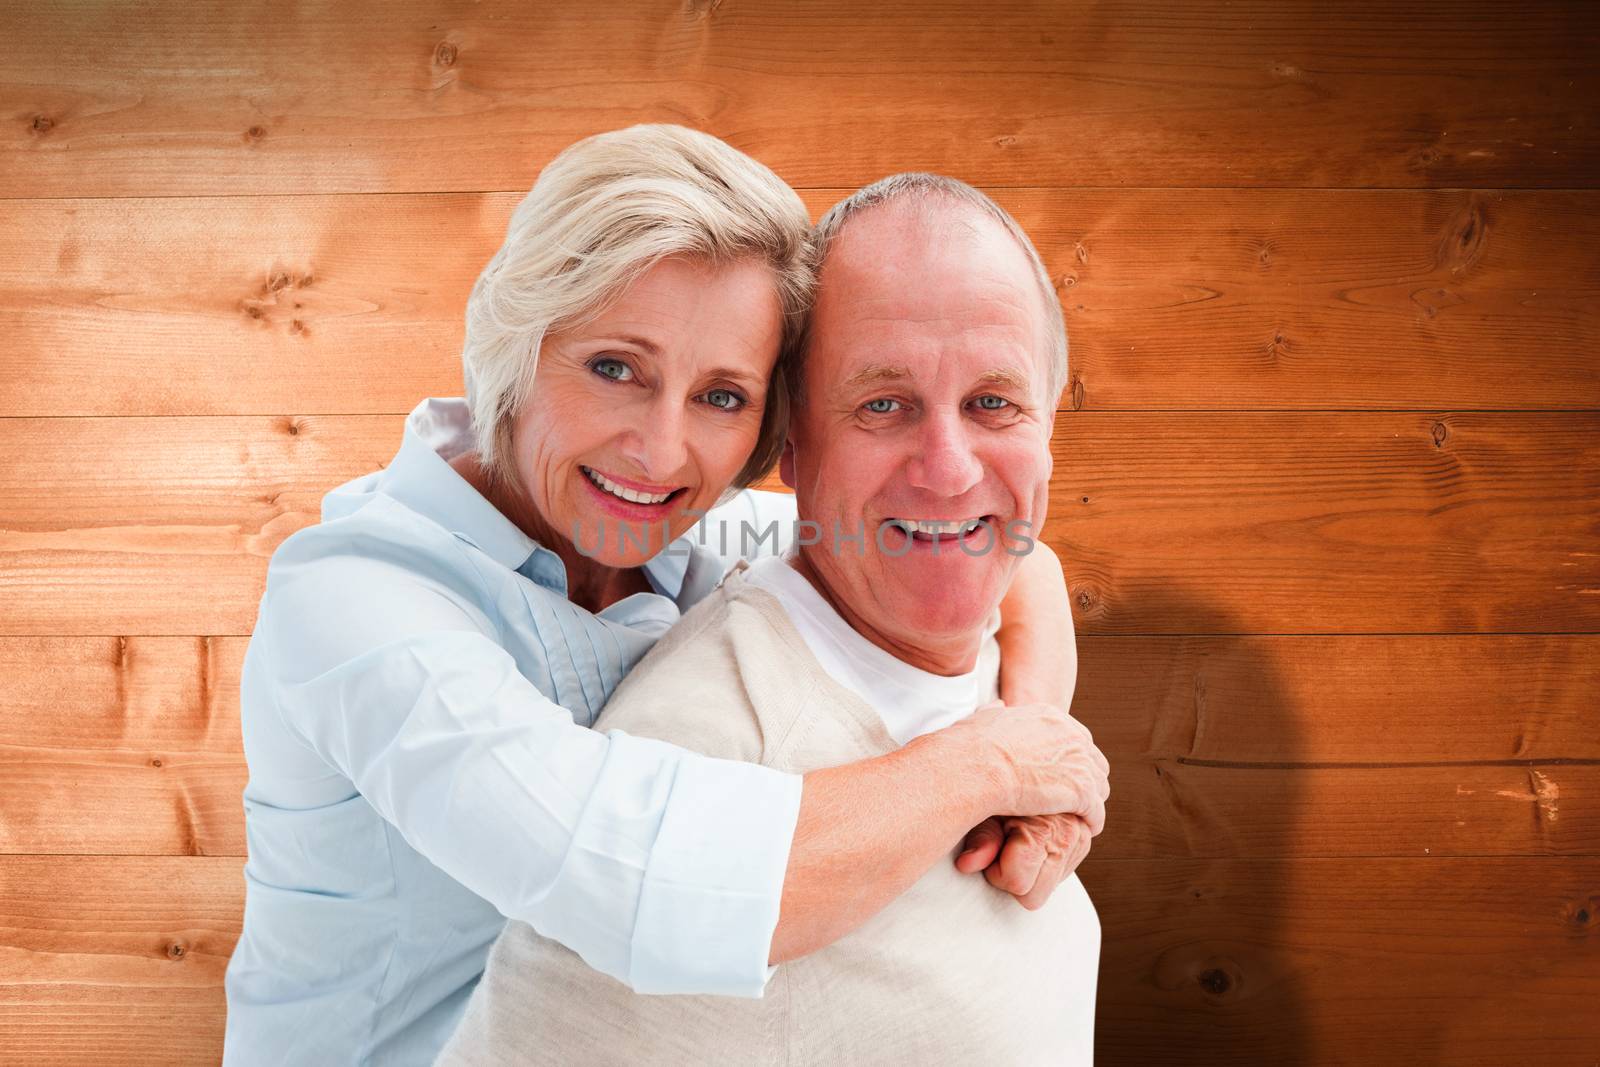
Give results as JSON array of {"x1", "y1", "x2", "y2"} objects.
[{"x1": 583, "y1": 467, "x2": 672, "y2": 505}]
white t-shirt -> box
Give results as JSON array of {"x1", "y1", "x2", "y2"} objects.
[{"x1": 742, "y1": 553, "x2": 1003, "y2": 744}]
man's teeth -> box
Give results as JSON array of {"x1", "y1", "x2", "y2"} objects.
[
  {"x1": 890, "y1": 518, "x2": 988, "y2": 537},
  {"x1": 583, "y1": 467, "x2": 672, "y2": 505}
]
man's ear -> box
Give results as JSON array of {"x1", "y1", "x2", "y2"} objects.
[{"x1": 779, "y1": 440, "x2": 797, "y2": 491}]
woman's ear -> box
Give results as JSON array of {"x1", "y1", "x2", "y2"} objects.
[{"x1": 779, "y1": 440, "x2": 798, "y2": 490}]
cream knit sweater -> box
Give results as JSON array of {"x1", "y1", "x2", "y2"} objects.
[{"x1": 436, "y1": 565, "x2": 1100, "y2": 1066}]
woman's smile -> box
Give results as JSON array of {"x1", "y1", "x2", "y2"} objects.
[{"x1": 579, "y1": 464, "x2": 689, "y2": 521}]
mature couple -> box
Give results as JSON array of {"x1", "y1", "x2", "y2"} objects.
[{"x1": 224, "y1": 126, "x2": 1109, "y2": 1066}]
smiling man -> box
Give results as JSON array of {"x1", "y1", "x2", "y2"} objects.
[{"x1": 437, "y1": 175, "x2": 1104, "y2": 1066}]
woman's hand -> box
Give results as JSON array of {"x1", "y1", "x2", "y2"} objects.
[
  {"x1": 950, "y1": 699, "x2": 1108, "y2": 909},
  {"x1": 955, "y1": 700, "x2": 1110, "y2": 831},
  {"x1": 955, "y1": 813, "x2": 1094, "y2": 910}
]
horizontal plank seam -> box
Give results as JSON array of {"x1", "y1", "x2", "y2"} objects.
[
  {"x1": 4, "y1": 409, "x2": 1599, "y2": 421},
  {"x1": 1, "y1": 851, "x2": 1595, "y2": 861},
  {"x1": 5, "y1": 186, "x2": 1600, "y2": 204},
  {"x1": 9, "y1": 631, "x2": 1600, "y2": 640},
  {"x1": 1174, "y1": 756, "x2": 1600, "y2": 770}
]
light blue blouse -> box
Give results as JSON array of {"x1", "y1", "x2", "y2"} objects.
[{"x1": 223, "y1": 398, "x2": 803, "y2": 1066}]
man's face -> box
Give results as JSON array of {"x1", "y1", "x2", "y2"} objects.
[{"x1": 782, "y1": 203, "x2": 1055, "y2": 671}]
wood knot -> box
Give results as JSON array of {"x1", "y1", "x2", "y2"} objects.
[
  {"x1": 434, "y1": 41, "x2": 458, "y2": 67},
  {"x1": 1198, "y1": 968, "x2": 1232, "y2": 995},
  {"x1": 993, "y1": 135, "x2": 1018, "y2": 148},
  {"x1": 166, "y1": 941, "x2": 187, "y2": 961},
  {"x1": 149, "y1": 758, "x2": 163, "y2": 768},
  {"x1": 1069, "y1": 376, "x2": 1085, "y2": 411},
  {"x1": 1075, "y1": 588, "x2": 1096, "y2": 611},
  {"x1": 1058, "y1": 273, "x2": 1077, "y2": 289},
  {"x1": 268, "y1": 271, "x2": 291, "y2": 292},
  {"x1": 30, "y1": 114, "x2": 54, "y2": 134},
  {"x1": 282, "y1": 417, "x2": 303, "y2": 437},
  {"x1": 1074, "y1": 243, "x2": 1090, "y2": 265},
  {"x1": 1080, "y1": 496, "x2": 1089, "y2": 504},
  {"x1": 244, "y1": 125, "x2": 266, "y2": 142},
  {"x1": 1431, "y1": 421, "x2": 1449, "y2": 447},
  {"x1": 1437, "y1": 200, "x2": 1489, "y2": 274}
]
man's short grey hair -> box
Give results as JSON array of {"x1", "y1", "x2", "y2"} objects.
[
  {"x1": 803, "y1": 173, "x2": 1068, "y2": 407},
  {"x1": 461, "y1": 124, "x2": 814, "y2": 491}
]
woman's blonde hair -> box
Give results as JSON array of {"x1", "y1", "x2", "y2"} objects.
[{"x1": 461, "y1": 124, "x2": 814, "y2": 492}]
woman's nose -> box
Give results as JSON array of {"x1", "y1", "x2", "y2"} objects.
[
  {"x1": 617, "y1": 400, "x2": 689, "y2": 480},
  {"x1": 905, "y1": 412, "x2": 982, "y2": 498}
]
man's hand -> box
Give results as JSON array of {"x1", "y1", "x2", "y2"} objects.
[{"x1": 955, "y1": 812, "x2": 1095, "y2": 910}]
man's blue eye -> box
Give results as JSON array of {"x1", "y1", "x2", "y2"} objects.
[
  {"x1": 975, "y1": 395, "x2": 1010, "y2": 410},
  {"x1": 703, "y1": 389, "x2": 744, "y2": 411},
  {"x1": 864, "y1": 398, "x2": 899, "y2": 414},
  {"x1": 590, "y1": 357, "x2": 632, "y2": 382}
]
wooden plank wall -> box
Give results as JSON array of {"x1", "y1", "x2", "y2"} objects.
[{"x1": 2, "y1": 2, "x2": 1597, "y2": 1063}]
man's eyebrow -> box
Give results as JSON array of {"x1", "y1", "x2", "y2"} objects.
[
  {"x1": 976, "y1": 368, "x2": 1033, "y2": 392},
  {"x1": 840, "y1": 363, "x2": 913, "y2": 390}
]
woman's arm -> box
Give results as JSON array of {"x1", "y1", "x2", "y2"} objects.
[
  {"x1": 959, "y1": 540, "x2": 1105, "y2": 909},
  {"x1": 771, "y1": 699, "x2": 1106, "y2": 963},
  {"x1": 995, "y1": 540, "x2": 1078, "y2": 707}
]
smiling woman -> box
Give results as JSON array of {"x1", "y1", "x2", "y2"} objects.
[
  {"x1": 220, "y1": 124, "x2": 1095, "y2": 1067},
  {"x1": 452, "y1": 255, "x2": 786, "y2": 592}
]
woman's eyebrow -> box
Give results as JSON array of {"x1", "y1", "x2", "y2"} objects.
[
  {"x1": 592, "y1": 333, "x2": 662, "y2": 355},
  {"x1": 705, "y1": 365, "x2": 768, "y2": 390}
]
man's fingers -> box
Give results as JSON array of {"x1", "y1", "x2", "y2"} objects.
[
  {"x1": 985, "y1": 822, "x2": 1046, "y2": 899},
  {"x1": 955, "y1": 817, "x2": 1005, "y2": 873},
  {"x1": 1080, "y1": 789, "x2": 1106, "y2": 837}
]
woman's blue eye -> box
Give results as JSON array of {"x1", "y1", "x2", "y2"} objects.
[
  {"x1": 702, "y1": 388, "x2": 745, "y2": 411},
  {"x1": 975, "y1": 394, "x2": 1010, "y2": 411},
  {"x1": 864, "y1": 398, "x2": 900, "y2": 414},
  {"x1": 590, "y1": 357, "x2": 632, "y2": 382}
]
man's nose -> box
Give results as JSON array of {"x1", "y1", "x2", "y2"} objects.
[
  {"x1": 618, "y1": 398, "x2": 689, "y2": 480},
  {"x1": 905, "y1": 410, "x2": 982, "y2": 499}
]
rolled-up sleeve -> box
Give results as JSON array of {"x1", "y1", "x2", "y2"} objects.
[{"x1": 262, "y1": 558, "x2": 802, "y2": 998}]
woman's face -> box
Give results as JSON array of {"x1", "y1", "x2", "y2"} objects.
[{"x1": 507, "y1": 255, "x2": 784, "y2": 571}]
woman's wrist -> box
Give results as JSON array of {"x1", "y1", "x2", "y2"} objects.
[{"x1": 907, "y1": 716, "x2": 1013, "y2": 824}]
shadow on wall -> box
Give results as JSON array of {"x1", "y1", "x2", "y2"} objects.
[{"x1": 1071, "y1": 588, "x2": 1309, "y2": 1066}]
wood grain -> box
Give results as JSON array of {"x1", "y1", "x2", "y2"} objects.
[
  {"x1": 1046, "y1": 411, "x2": 1600, "y2": 635},
  {"x1": 0, "y1": 414, "x2": 400, "y2": 636},
  {"x1": 1074, "y1": 635, "x2": 1600, "y2": 764},
  {"x1": 4, "y1": 189, "x2": 1596, "y2": 417},
  {"x1": 0, "y1": 856, "x2": 241, "y2": 1066},
  {"x1": 5, "y1": 636, "x2": 1596, "y2": 858},
  {"x1": 3, "y1": 2, "x2": 1596, "y2": 197},
  {"x1": 1085, "y1": 856, "x2": 1600, "y2": 1065}
]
